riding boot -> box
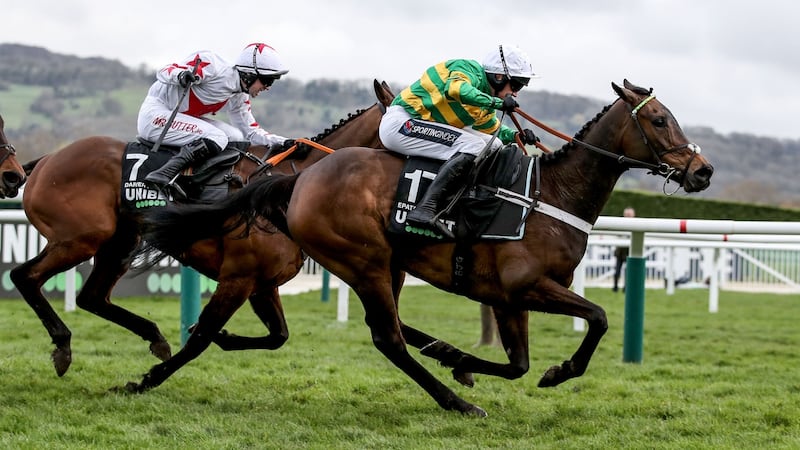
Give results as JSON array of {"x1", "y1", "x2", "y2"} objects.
[
  {"x1": 145, "y1": 139, "x2": 218, "y2": 199},
  {"x1": 406, "y1": 152, "x2": 476, "y2": 238}
]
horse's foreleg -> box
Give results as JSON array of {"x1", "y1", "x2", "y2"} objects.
[
  {"x1": 10, "y1": 249, "x2": 74, "y2": 376},
  {"x1": 209, "y1": 286, "x2": 289, "y2": 350},
  {"x1": 528, "y1": 278, "x2": 608, "y2": 387},
  {"x1": 77, "y1": 231, "x2": 171, "y2": 362},
  {"x1": 118, "y1": 279, "x2": 251, "y2": 393},
  {"x1": 355, "y1": 280, "x2": 487, "y2": 417}
]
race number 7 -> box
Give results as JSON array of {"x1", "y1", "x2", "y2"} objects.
[{"x1": 125, "y1": 154, "x2": 149, "y2": 181}]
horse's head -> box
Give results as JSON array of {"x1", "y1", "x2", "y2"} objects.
[
  {"x1": 0, "y1": 115, "x2": 27, "y2": 198},
  {"x1": 612, "y1": 80, "x2": 714, "y2": 193}
]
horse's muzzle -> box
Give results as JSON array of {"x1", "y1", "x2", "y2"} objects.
[{"x1": 682, "y1": 163, "x2": 714, "y2": 193}]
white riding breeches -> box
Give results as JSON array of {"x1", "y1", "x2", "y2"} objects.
[
  {"x1": 379, "y1": 105, "x2": 504, "y2": 160},
  {"x1": 137, "y1": 96, "x2": 244, "y2": 150}
]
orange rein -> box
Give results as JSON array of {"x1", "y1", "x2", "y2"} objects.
[
  {"x1": 509, "y1": 107, "x2": 583, "y2": 154},
  {"x1": 264, "y1": 138, "x2": 335, "y2": 167}
]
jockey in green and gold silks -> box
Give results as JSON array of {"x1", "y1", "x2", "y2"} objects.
[
  {"x1": 391, "y1": 59, "x2": 517, "y2": 146},
  {"x1": 378, "y1": 44, "x2": 540, "y2": 238}
]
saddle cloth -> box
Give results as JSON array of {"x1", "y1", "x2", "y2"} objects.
[
  {"x1": 120, "y1": 140, "x2": 244, "y2": 212},
  {"x1": 388, "y1": 146, "x2": 535, "y2": 241}
]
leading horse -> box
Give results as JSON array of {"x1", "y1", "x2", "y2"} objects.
[
  {"x1": 0, "y1": 115, "x2": 27, "y2": 197},
  {"x1": 131, "y1": 80, "x2": 713, "y2": 415},
  {"x1": 11, "y1": 80, "x2": 395, "y2": 377}
]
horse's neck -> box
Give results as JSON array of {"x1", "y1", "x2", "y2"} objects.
[
  {"x1": 539, "y1": 105, "x2": 627, "y2": 224},
  {"x1": 234, "y1": 105, "x2": 383, "y2": 181}
]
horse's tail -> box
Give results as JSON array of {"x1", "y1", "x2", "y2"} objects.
[
  {"x1": 22, "y1": 157, "x2": 46, "y2": 176},
  {"x1": 137, "y1": 173, "x2": 300, "y2": 263}
]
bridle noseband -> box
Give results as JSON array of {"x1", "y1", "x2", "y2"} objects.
[{"x1": 0, "y1": 143, "x2": 17, "y2": 167}]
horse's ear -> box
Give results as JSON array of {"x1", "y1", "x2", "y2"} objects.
[
  {"x1": 374, "y1": 79, "x2": 395, "y2": 108},
  {"x1": 612, "y1": 81, "x2": 637, "y2": 105},
  {"x1": 622, "y1": 79, "x2": 653, "y2": 95},
  {"x1": 623, "y1": 79, "x2": 638, "y2": 91},
  {"x1": 381, "y1": 80, "x2": 396, "y2": 98}
]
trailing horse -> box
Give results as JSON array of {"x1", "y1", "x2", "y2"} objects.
[
  {"x1": 130, "y1": 80, "x2": 713, "y2": 415},
  {"x1": 12, "y1": 80, "x2": 395, "y2": 378},
  {"x1": 0, "y1": 115, "x2": 27, "y2": 197}
]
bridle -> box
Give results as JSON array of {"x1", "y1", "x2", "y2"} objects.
[
  {"x1": 511, "y1": 93, "x2": 702, "y2": 195},
  {"x1": 0, "y1": 142, "x2": 17, "y2": 167},
  {"x1": 627, "y1": 94, "x2": 702, "y2": 194}
]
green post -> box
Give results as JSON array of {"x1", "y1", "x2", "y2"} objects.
[
  {"x1": 180, "y1": 266, "x2": 201, "y2": 347},
  {"x1": 622, "y1": 231, "x2": 646, "y2": 363},
  {"x1": 320, "y1": 269, "x2": 330, "y2": 302}
]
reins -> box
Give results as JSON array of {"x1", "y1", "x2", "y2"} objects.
[
  {"x1": 510, "y1": 106, "x2": 667, "y2": 174},
  {"x1": 264, "y1": 138, "x2": 335, "y2": 167},
  {"x1": 506, "y1": 95, "x2": 701, "y2": 195}
]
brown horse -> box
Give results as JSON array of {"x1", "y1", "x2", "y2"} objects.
[
  {"x1": 12, "y1": 80, "x2": 395, "y2": 378},
  {"x1": 134, "y1": 80, "x2": 713, "y2": 415},
  {"x1": 0, "y1": 115, "x2": 27, "y2": 197}
]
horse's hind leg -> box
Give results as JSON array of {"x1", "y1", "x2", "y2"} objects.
[
  {"x1": 207, "y1": 286, "x2": 289, "y2": 351},
  {"x1": 10, "y1": 245, "x2": 80, "y2": 376},
  {"x1": 407, "y1": 308, "x2": 532, "y2": 384},
  {"x1": 76, "y1": 225, "x2": 171, "y2": 361},
  {"x1": 119, "y1": 277, "x2": 252, "y2": 393}
]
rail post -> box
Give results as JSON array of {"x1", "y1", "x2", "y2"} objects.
[
  {"x1": 622, "y1": 231, "x2": 646, "y2": 363},
  {"x1": 180, "y1": 266, "x2": 201, "y2": 347}
]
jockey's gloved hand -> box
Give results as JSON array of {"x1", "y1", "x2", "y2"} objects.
[
  {"x1": 281, "y1": 139, "x2": 296, "y2": 150},
  {"x1": 500, "y1": 94, "x2": 519, "y2": 113},
  {"x1": 517, "y1": 129, "x2": 540, "y2": 145},
  {"x1": 178, "y1": 70, "x2": 199, "y2": 88}
]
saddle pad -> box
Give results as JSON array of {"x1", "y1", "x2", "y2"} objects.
[
  {"x1": 120, "y1": 141, "x2": 172, "y2": 212},
  {"x1": 388, "y1": 155, "x2": 534, "y2": 241}
]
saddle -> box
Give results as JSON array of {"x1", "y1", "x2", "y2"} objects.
[
  {"x1": 120, "y1": 139, "x2": 249, "y2": 212},
  {"x1": 388, "y1": 144, "x2": 537, "y2": 242}
]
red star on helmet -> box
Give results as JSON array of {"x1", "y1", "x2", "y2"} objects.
[
  {"x1": 186, "y1": 54, "x2": 211, "y2": 78},
  {"x1": 246, "y1": 43, "x2": 276, "y2": 54}
]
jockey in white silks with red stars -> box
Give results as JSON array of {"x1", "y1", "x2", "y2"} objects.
[{"x1": 137, "y1": 43, "x2": 294, "y2": 197}]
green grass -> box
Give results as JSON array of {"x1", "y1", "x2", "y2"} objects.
[{"x1": 1, "y1": 286, "x2": 798, "y2": 449}]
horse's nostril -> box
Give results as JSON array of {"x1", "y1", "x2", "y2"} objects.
[
  {"x1": 697, "y1": 165, "x2": 714, "y2": 181},
  {"x1": 2, "y1": 171, "x2": 23, "y2": 187}
]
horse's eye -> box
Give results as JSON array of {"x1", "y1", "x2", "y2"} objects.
[{"x1": 652, "y1": 117, "x2": 667, "y2": 128}]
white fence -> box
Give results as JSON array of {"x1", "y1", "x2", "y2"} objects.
[{"x1": 1, "y1": 205, "x2": 798, "y2": 318}]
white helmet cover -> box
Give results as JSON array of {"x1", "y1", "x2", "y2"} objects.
[
  {"x1": 482, "y1": 44, "x2": 535, "y2": 78},
  {"x1": 235, "y1": 43, "x2": 289, "y2": 76}
]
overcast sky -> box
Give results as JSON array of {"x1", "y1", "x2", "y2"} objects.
[{"x1": 5, "y1": 0, "x2": 800, "y2": 139}]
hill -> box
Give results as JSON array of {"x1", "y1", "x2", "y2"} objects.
[{"x1": 1, "y1": 43, "x2": 798, "y2": 208}]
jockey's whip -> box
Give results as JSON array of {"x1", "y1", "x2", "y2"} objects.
[{"x1": 150, "y1": 55, "x2": 202, "y2": 154}]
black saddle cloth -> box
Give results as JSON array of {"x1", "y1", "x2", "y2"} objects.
[
  {"x1": 120, "y1": 139, "x2": 246, "y2": 212},
  {"x1": 388, "y1": 144, "x2": 535, "y2": 241}
]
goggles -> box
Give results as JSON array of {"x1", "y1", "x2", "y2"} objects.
[
  {"x1": 509, "y1": 77, "x2": 530, "y2": 93},
  {"x1": 257, "y1": 74, "x2": 280, "y2": 87}
]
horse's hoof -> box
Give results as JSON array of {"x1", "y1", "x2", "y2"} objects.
[
  {"x1": 464, "y1": 405, "x2": 488, "y2": 418},
  {"x1": 150, "y1": 340, "x2": 172, "y2": 362},
  {"x1": 538, "y1": 360, "x2": 573, "y2": 387},
  {"x1": 51, "y1": 347, "x2": 72, "y2": 377},
  {"x1": 453, "y1": 370, "x2": 475, "y2": 388}
]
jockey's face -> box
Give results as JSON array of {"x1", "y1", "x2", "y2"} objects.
[{"x1": 248, "y1": 78, "x2": 271, "y2": 97}]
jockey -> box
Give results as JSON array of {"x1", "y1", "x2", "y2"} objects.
[
  {"x1": 378, "y1": 44, "x2": 539, "y2": 238},
  {"x1": 138, "y1": 43, "x2": 293, "y2": 197}
]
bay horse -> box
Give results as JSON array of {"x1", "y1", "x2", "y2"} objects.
[
  {"x1": 11, "y1": 80, "x2": 395, "y2": 378},
  {"x1": 0, "y1": 115, "x2": 27, "y2": 197},
  {"x1": 131, "y1": 80, "x2": 713, "y2": 415}
]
